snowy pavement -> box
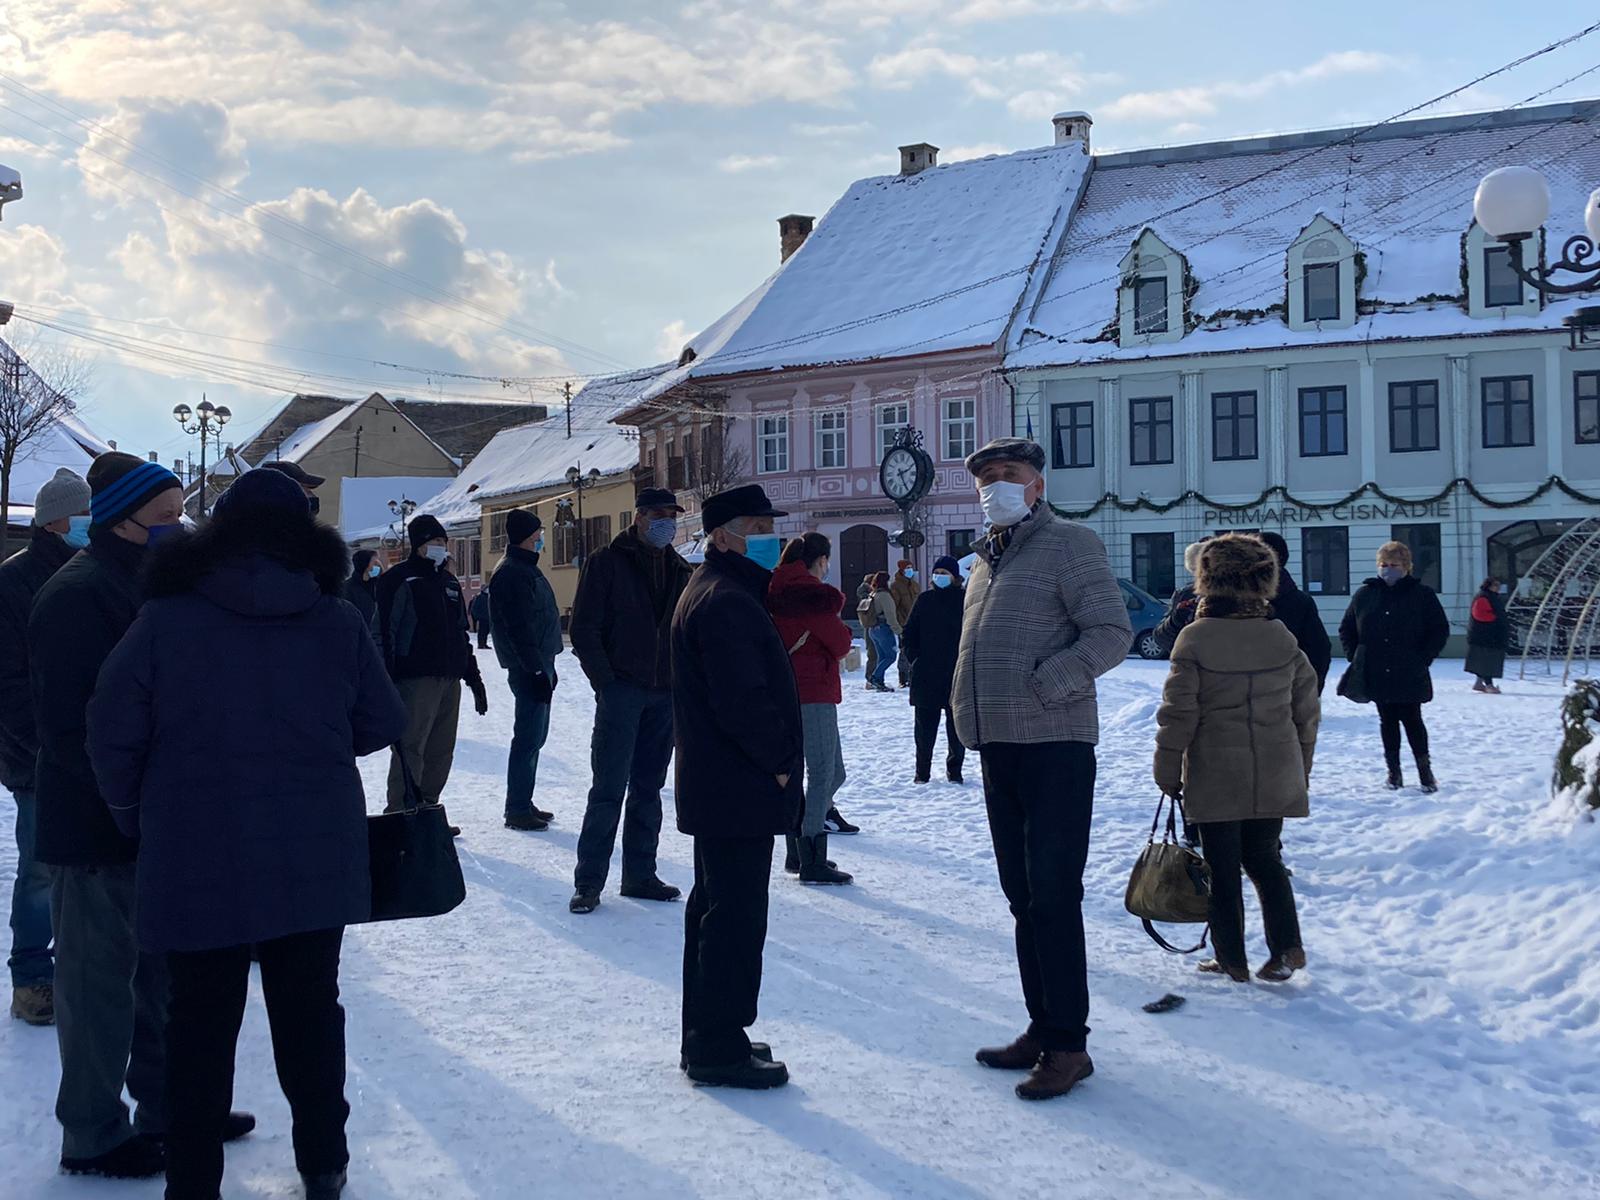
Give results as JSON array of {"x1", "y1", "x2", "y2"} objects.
[{"x1": 3, "y1": 657, "x2": 1598, "y2": 1199}]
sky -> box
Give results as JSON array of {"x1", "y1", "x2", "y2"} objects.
[{"x1": 0, "y1": 0, "x2": 1597, "y2": 468}]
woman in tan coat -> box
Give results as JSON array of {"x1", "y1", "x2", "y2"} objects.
[{"x1": 1154, "y1": 534, "x2": 1320, "y2": 983}]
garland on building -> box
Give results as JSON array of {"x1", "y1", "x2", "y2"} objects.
[{"x1": 1050, "y1": 475, "x2": 1600, "y2": 522}]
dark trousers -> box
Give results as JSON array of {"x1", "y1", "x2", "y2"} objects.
[
  {"x1": 979, "y1": 741, "x2": 1094, "y2": 1053},
  {"x1": 913, "y1": 703, "x2": 965, "y2": 781},
  {"x1": 386, "y1": 677, "x2": 461, "y2": 811},
  {"x1": 164, "y1": 928, "x2": 348, "y2": 1200},
  {"x1": 575, "y1": 683, "x2": 672, "y2": 892},
  {"x1": 50, "y1": 863, "x2": 167, "y2": 1160},
  {"x1": 505, "y1": 669, "x2": 553, "y2": 819},
  {"x1": 1377, "y1": 701, "x2": 1430, "y2": 765},
  {"x1": 9, "y1": 788, "x2": 54, "y2": 987},
  {"x1": 1196, "y1": 819, "x2": 1301, "y2": 970},
  {"x1": 476, "y1": 630, "x2": 490, "y2": 650},
  {"x1": 681, "y1": 836, "x2": 772, "y2": 1068}
]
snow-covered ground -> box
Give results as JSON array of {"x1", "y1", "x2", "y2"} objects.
[{"x1": 3, "y1": 657, "x2": 1598, "y2": 1199}]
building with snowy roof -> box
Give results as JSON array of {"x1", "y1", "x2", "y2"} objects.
[{"x1": 1004, "y1": 99, "x2": 1600, "y2": 646}]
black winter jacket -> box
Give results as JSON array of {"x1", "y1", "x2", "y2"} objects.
[
  {"x1": 28, "y1": 530, "x2": 148, "y2": 865},
  {"x1": 0, "y1": 527, "x2": 75, "y2": 792},
  {"x1": 570, "y1": 529, "x2": 692, "y2": 691},
  {"x1": 901, "y1": 583, "x2": 965, "y2": 710},
  {"x1": 1467, "y1": 587, "x2": 1509, "y2": 650},
  {"x1": 373, "y1": 554, "x2": 482, "y2": 684},
  {"x1": 1271, "y1": 570, "x2": 1333, "y2": 692},
  {"x1": 1339, "y1": 575, "x2": 1451, "y2": 705},
  {"x1": 469, "y1": 589, "x2": 492, "y2": 634},
  {"x1": 670, "y1": 547, "x2": 803, "y2": 838},
  {"x1": 343, "y1": 575, "x2": 377, "y2": 631},
  {"x1": 490, "y1": 547, "x2": 563, "y2": 680},
  {"x1": 1153, "y1": 583, "x2": 1198, "y2": 654},
  {"x1": 87, "y1": 517, "x2": 407, "y2": 953}
]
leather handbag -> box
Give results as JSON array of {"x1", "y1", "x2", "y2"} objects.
[
  {"x1": 1124, "y1": 792, "x2": 1211, "y2": 954},
  {"x1": 363, "y1": 751, "x2": 467, "y2": 924},
  {"x1": 1336, "y1": 647, "x2": 1371, "y2": 704}
]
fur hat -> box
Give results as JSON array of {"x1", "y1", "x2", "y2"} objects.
[{"x1": 1196, "y1": 534, "x2": 1279, "y2": 601}]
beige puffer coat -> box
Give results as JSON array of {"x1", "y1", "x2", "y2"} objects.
[{"x1": 1153, "y1": 616, "x2": 1320, "y2": 823}]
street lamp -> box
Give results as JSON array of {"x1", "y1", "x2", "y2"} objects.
[
  {"x1": 384, "y1": 496, "x2": 419, "y2": 551},
  {"x1": 1473, "y1": 166, "x2": 1600, "y2": 347},
  {"x1": 562, "y1": 463, "x2": 603, "y2": 564},
  {"x1": 173, "y1": 396, "x2": 232, "y2": 517},
  {"x1": 0, "y1": 163, "x2": 22, "y2": 221}
]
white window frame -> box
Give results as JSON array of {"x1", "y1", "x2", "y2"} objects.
[
  {"x1": 942, "y1": 395, "x2": 977, "y2": 462},
  {"x1": 1465, "y1": 221, "x2": 1542, "y2": 320},
  {"x1": 757, "y1": 414, "x2": 789, "y2": 474},
  {"x1": 1286, "y1": 215, "x2": 1357, "y2": 332},
  {"x1": 814, "y1": 409, "x2": 848, "y2": 469},
  {"x1": 1117, "y1": 229, "x2": 1185, "y2": 348},
  {"x1": 876, "y1": 401, "x2": 909, "y2": 462}
]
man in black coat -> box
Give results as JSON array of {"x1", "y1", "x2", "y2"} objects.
[
  {"x1": 568, "y1": 487, "x2": 693, "y2": 912},
  {"x1": 1, "y1": 468, "x2": 90, "y2": 1027},
  {"x1": 672, "y1": 484, "x2": 801, "y2": 1089},
  {"x1": 490, "y1": 510, "x2": 563, "y2": 833},
  {"x1": 1259, "y1": 532, "x2": 1333, "y2": 692},
  {"x1": 469, "y1": 587, "x2": 492, "y2": 649},
  {"x1": 30, "y1": 453, "x2": 255, "y2": 1179},
  {"x1": 344, "y1": 548, "x2": 379, "y2": 631},
  {"x1": 900, "y1": 554, "x2": 966, "y2": 784},
  {"x1": 373, "y1": 514, "x2": 487, "y2": 819}
]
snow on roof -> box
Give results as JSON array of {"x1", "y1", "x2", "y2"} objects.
[
  {"x1": 271, "y1": 406, "x2": 353, "y2": 463},
  {"x1": 1008, "y1": 101, "x2": 1600, "y2": 369},
  {"x1": 631, "y1": 144, "x2": 1092, "y2": 407},
  {"x1": 570, "y1": 362, "x2": 675, "y2": 422},
  {"x1": 4, "y1": 410, "x2": 113, "y2": 524},
  {"x1": 337, "y1": 475, "x2": 451, "y2": 541}
]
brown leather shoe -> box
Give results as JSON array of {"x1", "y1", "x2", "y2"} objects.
[
  {"x1": 11, "y1": 983, "x2": 53, "y2": 1026},
  {"x1": 1016, "y1": 1050, "x2": 1094, "y2": 1101},
  {"x1": 1198, "y1": 958, "x2": 1251, "y2": 983},
  {"x1": 975, "y1": 1031, "x2": 1042, "y2": 1070},
  {"x1": 1257, "y1": 946, "x2": 1307, "y2": 982}
]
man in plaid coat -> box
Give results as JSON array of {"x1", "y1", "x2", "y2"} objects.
[{"x1": 952, "y1": 437, "x2": 1131, "y2": 1102}]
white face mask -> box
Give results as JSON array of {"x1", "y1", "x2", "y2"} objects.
[
  {"x1": 979, "y1": 480, "x2": 1033, "y2": 528},
  {"x1": 423, "y1": 544, "x2": 449, "y2": 566}
]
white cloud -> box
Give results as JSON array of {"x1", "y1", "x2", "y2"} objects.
[
  {"x1": 943, "y1": 142, "x2": 1012, "y2": 162},
  {"x1": 792, "y1": 121, "x2": 873, "y2": 138},
  {"x1": 76, "y1": 100, "x2": 248, "y2": 206},
  {"x1": 718, "y1": 154, "x2": 784, "y2": 173},
  {"x1": 656, "y1": 319, "x2": 691, "y2": 360},
  {"x1": 1101, "y1": 50, "x2": 1405, "y2": 122}
]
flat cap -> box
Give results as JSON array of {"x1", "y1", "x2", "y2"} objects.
[{"x1": 964, "y1": 437, "x2": 1046, "y2": 476}]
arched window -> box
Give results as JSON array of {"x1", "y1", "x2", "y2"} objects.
[
  {"x1": 1118, "y1": 229, "x2": 1187, "y2": 348},
  {"x1": 1286, "y1": 215, "x2": 1358, "y2": 331}
]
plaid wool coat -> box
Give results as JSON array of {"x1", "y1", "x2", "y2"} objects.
[{"x1": 951, "y1": 506, "x2": 1131, "y2": 749}]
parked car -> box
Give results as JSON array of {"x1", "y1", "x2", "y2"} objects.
[{"x1": 957, "y1": 552, "x2": 1167, "y2": 658}]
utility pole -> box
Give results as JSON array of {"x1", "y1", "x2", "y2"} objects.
[
  {"x1": 353, "y1": 426, "x2": 362, "y2": 477},
  {"x1": 564, "y1": 380, "x2": 572, "y2": 439}
]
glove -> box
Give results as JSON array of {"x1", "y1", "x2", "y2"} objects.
[
  {"x1": 470, "y1": 678, "x2": 489, "y2": 716},
  {"x1": 529, "y1": 671, "x2": 554, "y2": 704}
]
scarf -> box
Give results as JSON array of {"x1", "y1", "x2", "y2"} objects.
[{"x1": 1196, "y1": 595, "x2": 1271, "y2": 620}]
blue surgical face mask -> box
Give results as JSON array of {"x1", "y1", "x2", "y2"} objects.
[
  {"x1": 741, "y1": 533, "x2": 783, "y2": 571},
  {"x1": 904, "y1": 568, "x2": 917, "y2": 581},
  {"x1": 63, "y1": 515, "x2": 91, "y2": 550},
  {"x1": 533, "y1": 536, "x2": 545, "y2": 554},
  {"x1": 932, "y1": 573, "x2": 953, "y2": 589},
  {"x1": 144, "y1": 523, "x2": 184, "y2": 545},
  {"x1": 367, "y1": 563, "x2": 381, "y2": 580},
  {"x1": 1378, "y1": 565, "x2": 1406, "y2": 585},
  {"x1": 644, "y1": 517, "x2": 677, "y2": 549}
]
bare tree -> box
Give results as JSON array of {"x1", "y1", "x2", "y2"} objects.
[
  {"x1": 689, "y1": 389, "x2": 748, "y2": 505},
  {"x1": 0, "y1": 333, "x2": 94, "y2": 560}
]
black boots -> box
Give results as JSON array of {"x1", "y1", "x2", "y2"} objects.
[
  {"x1": 1416, "y1": 757, "x2": 1438, "y2": 793},
  {"x1": 61, "y1": 1135, "x2": 165, "y2": 1179},
  {"x1": 824, "y1": 807, "x2": 859, "y2": 834},
  {"x1": 1385, "y1": 750, "x2": 1403, "y2": 790},
  {"x1": 797, "y1": 834, "x2": 852, "y2": 885},
  {"x1": 784, "y1": 835, "x2": 799, "y2": 874},
  {"x1": 303, "y1": 1168, "x2": 348, "y2": 1199},
  {"x1": 620, "y1": 877, "x2": 682, "y2": 902}
]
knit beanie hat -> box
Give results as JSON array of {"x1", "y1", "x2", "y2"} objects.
[
  {"x1": 408, "y1": 513, "x2": 449, "y2": 549},
  {"x1": 33, "y1": 467, "x2": 92, "y2": 527},
  {"x1": 932, "y1": 554, "x2": 962, "y2": 579},
  {"x1": 87, "y1": 452, "x2": 182, "y2": 532},
  {"x1": 211, "y1": 468, "x2": 311, "y2": 521},
  {"x1": 1196, "y1": 534, "x2": 1279, "y2": 601},
  {"x1": 505, "y1": 509, "x2": 542, "y2": 546}
]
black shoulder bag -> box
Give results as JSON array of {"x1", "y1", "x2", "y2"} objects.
[
  {"x1": 364, "y1": 750, "x2": 467, "y2": 923},
  {"x1": 1124, "y1": 792, "x2": 1211, "y2": 954}
]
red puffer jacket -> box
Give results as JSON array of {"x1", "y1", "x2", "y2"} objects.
[{"x1": 767, "y1": 560, "x2": 853, "y2": 706}]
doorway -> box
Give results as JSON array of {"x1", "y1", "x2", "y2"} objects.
[{"x1": 840, "y1": 523, "x2": 889, "y2": 612}]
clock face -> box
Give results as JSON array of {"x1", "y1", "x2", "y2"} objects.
[{"x1": 881, "y1": 446, "x2": 922, "y2": 501}]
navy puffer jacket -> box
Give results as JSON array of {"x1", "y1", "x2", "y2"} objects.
[{"x1": 87, "y1": 513, "x2": 408, "y2": 953}]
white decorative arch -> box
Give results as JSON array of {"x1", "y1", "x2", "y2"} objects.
[
  {"x1": 1464, "y1": 220, "x2": 1543, "y2": 320},
  {"x1": 1286, "y1": 214, "x2": 1358, "y2": 332},
  {"x1": 1118, "y1": 228, "x2": 1186, "y2": 348}
]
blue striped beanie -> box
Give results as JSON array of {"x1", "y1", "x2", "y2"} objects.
[{"x1": 88, "y1": 452, "x2": 182, "y2": 531}]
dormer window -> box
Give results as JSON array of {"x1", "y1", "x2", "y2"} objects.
[
  {"x1": 1464, "y1": 221, "x2": 1541, "y2": 319},
  {"x1": 1287, "y1": 216, "x2": 1357, "y2": 332},
  {"x1": 1118, "y1": 229, "x2": 1186, "y2": 347}
]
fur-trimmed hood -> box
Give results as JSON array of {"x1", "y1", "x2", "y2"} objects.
[
  {"x1": 145, "y1": 514, "x2": 352, "y2": 618},
  {"x1": 767, "y1": 559, "x2": 846, "y2": 617},
  {"x1": 1196, "y1": 534, "x2": 1278, "y2": 602}
]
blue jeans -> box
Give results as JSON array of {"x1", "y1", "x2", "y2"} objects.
[
  {"x1": 9, "y1": 788, "x2": 53, "y2": 987},
  {"x1": 574, "y1": 682, "x2": 672, "y2": 893},
  {"x1": 504, "y1": 670, "x2": 553, "y2": 820},
  {"x1": 868, "y1": 625, "x2": 898, "y2": 686}
]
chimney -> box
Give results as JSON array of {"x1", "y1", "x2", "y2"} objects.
[
  {"x1": 899, "y1": 142, "x2": 939, "y2": 177},
  {"x1": 147, "y1": 450, "x2": 158, "y2": 463},
  {"x1": 1052, "y1": 112, "x2": 1092, "y2": 152},
  {"x1": 778, "y1": 214, "x2": 815, "y2": 263}
]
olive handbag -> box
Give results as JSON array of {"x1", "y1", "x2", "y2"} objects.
[{"x1": 1124, "y1": 792, "x2": 1211, "y2": 954}]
